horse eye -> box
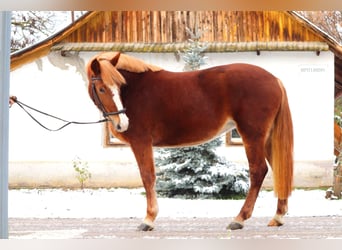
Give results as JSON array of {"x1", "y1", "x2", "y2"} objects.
[{"x1": 99, "y1": 88, "x2": 106, "y2": 93}]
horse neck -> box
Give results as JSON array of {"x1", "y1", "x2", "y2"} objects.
[
  {"x1": 118, "y1": 69, "x2": 147, "y2": 95},
  {"x1": 118, "y1": 69, "x2": 154, "y2": 86}
]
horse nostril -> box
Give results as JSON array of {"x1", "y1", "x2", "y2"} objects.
[{"x1": 116, "y1": 124, "x2": 122, "y2": 131}]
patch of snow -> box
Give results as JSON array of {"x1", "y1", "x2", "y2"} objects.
[{"x1": 8, "y1": 188, "x2": 342, "y2": 219}]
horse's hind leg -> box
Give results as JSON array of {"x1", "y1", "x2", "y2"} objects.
[
  {"x1": 265, "y1": 140, "x2": 288, "y2": 227},
  {"x1": 227, "y1": 140, "x2": 268, "y2": 230},
  {"x1": 267, "y1": 199, "x2": 288, "y2": 226},
  {"x1": 130, "y1": 142, "x2": 159, "y2": 231}
]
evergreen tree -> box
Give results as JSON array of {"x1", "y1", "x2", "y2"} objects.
[
  {"x1": 181, "y1": 27, "x2": 208, "y2": 71},
  {"x1": 155, "y1": 26, "x2": 250, "y2": 199},
  {"x1": 155, "y1": 137, "x2": 249, "y2": 199}
]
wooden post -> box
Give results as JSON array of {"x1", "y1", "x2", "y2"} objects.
[{"x1": 0, "y1": 11, "x2": 11, "y2": 239}]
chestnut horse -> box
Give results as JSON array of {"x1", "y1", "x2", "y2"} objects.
[{"x1": 86, "y1": 52, "x2": 293, "y2": 231}]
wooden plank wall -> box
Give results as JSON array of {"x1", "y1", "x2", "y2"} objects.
[{"x1": 62, "y1": 11, "x2": 325, "y2": 44}]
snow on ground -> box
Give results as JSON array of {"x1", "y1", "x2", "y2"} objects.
[{"x1": 8, "y1": 188, "x2": 342, "y2": 218}]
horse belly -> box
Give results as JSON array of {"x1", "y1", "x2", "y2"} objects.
[{"x1": 154, "y1": 118, "x2": 236, "y2": 147}]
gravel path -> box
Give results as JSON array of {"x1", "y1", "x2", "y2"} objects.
[{"x1": 9, "y1": 216, "x2": 342, "y2": 239}]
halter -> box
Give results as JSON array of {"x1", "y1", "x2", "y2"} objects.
[{"x1": 91, "y1": 76, "x2": 126, "y2": 118}]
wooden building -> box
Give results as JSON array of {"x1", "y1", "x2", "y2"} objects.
[{"x1": 9, "y1": 11, "x2": 342, "y2": 188}]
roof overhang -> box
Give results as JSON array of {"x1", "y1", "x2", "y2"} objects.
[
  {"x1": 10, "y1": 11, "x2": 97, "y2": 71},
  {"x1": 286, "y1": 11, "x2": 342, "y2": 58}
]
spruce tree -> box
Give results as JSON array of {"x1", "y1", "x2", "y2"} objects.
[{"x1": 155, "y1": 26, "x2": 249, "y2": 199}]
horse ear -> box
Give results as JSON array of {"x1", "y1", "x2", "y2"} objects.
[
  {"x1": 90, "y1": 59, "x2": 101, "y2": 75},
  {"x1": 110, "y1": 52, "x2": 121, "y2": 67}
]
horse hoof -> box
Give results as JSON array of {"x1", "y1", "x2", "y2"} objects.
[
  {"x1": 137, "y1": 223, "x2": 154, "y2": 231},
  {"x1": 268, "y1": 214, "x2": 284, "y2": 227},
  {"x1": 267, "y1": 218, "x2": 284, "y2": 227},
  {"x1": 227, "y1": 221, "x2": 244, "y2": 230}
]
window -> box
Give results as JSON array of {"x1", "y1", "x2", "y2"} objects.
[
  {"x1": 103, "y1": 123, "x2": 127, "y2": 146},
  {"x1": 226, "y1": 128, "x2": 243, "y2": 145}
]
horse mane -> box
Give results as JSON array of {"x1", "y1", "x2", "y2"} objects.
[{"x1": 92, "y1": 52, "x2": 163, "y2": 87}]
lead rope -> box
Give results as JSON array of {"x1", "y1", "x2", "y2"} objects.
[{"x1": 9, "y1": 96, "x2": 108, "y2": 132}]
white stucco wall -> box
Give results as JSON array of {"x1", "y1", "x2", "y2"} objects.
[{"x1": 9, "y1": 50, "x2": 335, "y2": 188}]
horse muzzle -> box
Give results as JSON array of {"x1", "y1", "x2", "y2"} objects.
[{"x1": 110, "y1": 113, "x2": 129, "y2": 132}]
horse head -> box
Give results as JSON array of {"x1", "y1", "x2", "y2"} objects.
[{"x1": 86, "y1": 52, "x2": 129, "y2": 133}]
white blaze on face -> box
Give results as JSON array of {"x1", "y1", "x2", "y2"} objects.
[{"x1": 111, "y1": 87, "x2": 129, "y2": 132}]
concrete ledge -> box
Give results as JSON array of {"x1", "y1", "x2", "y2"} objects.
[
  {"x1": 263, "y1": 160, "x2": 334, "y2": 189},
  {"x1": 9, "y1": 161, "x2": 142, "y2": 189},
  {"x1": 9, "y1": 159, "x2": 333, "y2": 189}
]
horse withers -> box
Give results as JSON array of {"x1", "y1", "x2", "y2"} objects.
[{"x1": 86, "y1": 52, "x2": 294, "y2": 231}]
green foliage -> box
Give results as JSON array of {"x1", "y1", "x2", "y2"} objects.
[
  {"x1": 334, "y1": 96, "x2": 342, "y2": 198},
  {"x1": 335, "y1": 95, "x2": 342, "y2": 123},
  {"x1": 72, "y1": 156, "x2": 91, "y2": 189},
  {"x1": 335, "y1": 115, "x2": 342, "y2": 127}
]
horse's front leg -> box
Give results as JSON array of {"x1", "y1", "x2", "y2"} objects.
[{"x1": 130, "y1": 142, "x2": 158, "y2": 231}]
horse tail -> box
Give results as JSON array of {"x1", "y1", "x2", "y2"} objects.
[{"x1": 270, "y1": 79, "x2": 294, "y2": 200}]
